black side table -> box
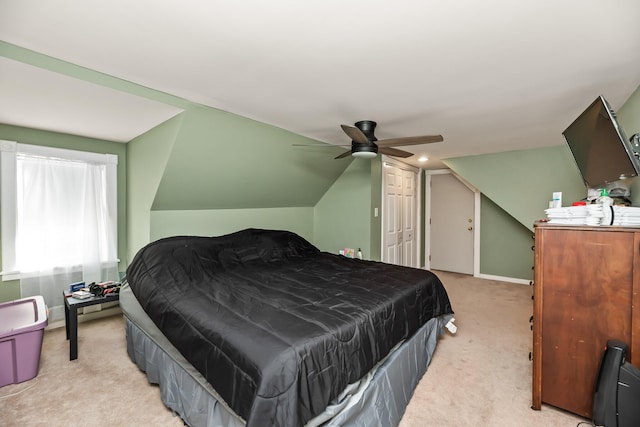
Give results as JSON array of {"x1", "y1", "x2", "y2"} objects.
[{"x1": 63, "y1": 290, "x2": 120, "y2": 360}]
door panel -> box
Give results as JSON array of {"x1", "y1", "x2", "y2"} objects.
[
  {"x1": 383, "y1": 163, "x2": 417, "y2": 267},
  {"x1": 384, "y1": 170, "x2": 400, "y2": 264},
  {"x1": 402, "y1": 170, "x2": 416, "y2": 267},
  {"x1": 430, "y1": 173, "x2": 474, "y2": 274}
]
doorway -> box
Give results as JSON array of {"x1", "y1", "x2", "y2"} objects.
[{"x1": 426, "y1": 170, "x2": 479, "y2": 275}]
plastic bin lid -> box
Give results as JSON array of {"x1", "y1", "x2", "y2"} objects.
[{"x1": 0, "y1": 295, "x2": 48, "y2": 338}]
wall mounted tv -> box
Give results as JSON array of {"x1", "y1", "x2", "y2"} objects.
[{"x1": 562, "y1": 95, "x2": 640, "y2": 188}]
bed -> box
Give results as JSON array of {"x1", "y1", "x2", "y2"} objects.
[{"x1": 122, "y1": 228, "x2": 454, "y2": 427}]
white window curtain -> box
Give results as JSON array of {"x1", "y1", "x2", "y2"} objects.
[{"x1": 1, "y1": 141, "x2": 118, "y2": 322}]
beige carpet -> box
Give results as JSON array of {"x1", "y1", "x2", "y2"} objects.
[{"x1": 0, "y1": 271, "x2": 586, "y2": 426}]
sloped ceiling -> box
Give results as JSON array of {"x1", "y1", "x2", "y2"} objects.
[
  {"x1": 0, "y1": 56, "x2": 183, "y2": 142},
  {"x1": 1, "y1": 1, "x2": 640, "y2": 169},
  {"x1": 151, "y1": 104, "x2": 351, "y2": 210}
]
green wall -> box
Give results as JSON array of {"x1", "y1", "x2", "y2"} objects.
[
  {"x1": 126, "y1": 115, "x2": 182, "y2": 262},
  {"x1": 150, "y1": 208, "x2": 314, "y2": 243},
  {"x1": 618, "y1": 85, "x2": 640, "y2": 137},
  {"x1": 152, "y1": 104, "x2": 349, "y2": 210},
  {"x1": 310, "y1": 156, "x2": 383, "y2": 263},
  {"x1": 313, "y1": 159, "x2": 372, "y2": 258},
  {"x1": 0, "y1": 124, "x2": 127, "y2": 302},
  {"x1": 445, "y1": 145, "x2": 586, "y2": 231},
  {"x1": 369, "y1": 157, "x2": 383, "y2": 261},
  {"x1": 618, "y1": 85, "x2": 640, "y2": 206},
  {"x1": 480, "y1": 195, "x2": 534, "y2": 280}
]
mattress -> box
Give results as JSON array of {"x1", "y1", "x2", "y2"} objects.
[{"x1": 126, "y1": 229, "x2": 453, "y2": 426}]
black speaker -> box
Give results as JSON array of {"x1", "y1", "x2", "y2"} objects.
[{"x1": 593, "y1": 339, "x2": 640, "y2": 427}]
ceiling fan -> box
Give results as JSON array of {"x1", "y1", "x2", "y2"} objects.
[{"x1": 334, "y1": 120, "x2": 443, "y2": 159}]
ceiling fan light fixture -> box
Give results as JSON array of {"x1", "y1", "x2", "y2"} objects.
[
  {"x1": 352, "y1": 151, "x2": 377, "y2": 159},
  {"x1": 351, "y1": 145, "x2": 378, "y2": 158}
]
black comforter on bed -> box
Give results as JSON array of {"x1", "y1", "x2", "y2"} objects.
[{"x1": 126, "y1": 229, "x2": 453, "y2": 427}]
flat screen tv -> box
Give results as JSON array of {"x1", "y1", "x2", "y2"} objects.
[{"x1": 562, "y1": 95, "x2": 640, "y2": 188}]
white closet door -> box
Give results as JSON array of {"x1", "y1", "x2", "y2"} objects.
[{"x1": 382, "y1": 161, "x2": 417, "y2": 267}]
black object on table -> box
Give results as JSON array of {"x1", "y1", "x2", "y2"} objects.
[{"x1": 63, "y1": 290, "x2": 119, "y2": 360}]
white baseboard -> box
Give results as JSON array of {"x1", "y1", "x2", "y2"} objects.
[{"x1": 475, "y1": 273, "x2": 532, "y2": 286}]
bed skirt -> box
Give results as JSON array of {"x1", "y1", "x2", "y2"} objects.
[{"x1": 121, "y1": 285, "x2": 451, "y2": 427}]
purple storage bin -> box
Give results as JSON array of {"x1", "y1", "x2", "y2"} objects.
[{"x1": 0, "y1": 295, "x2": 48, "y2": 387}]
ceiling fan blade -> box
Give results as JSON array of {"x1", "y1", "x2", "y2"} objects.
[
  {"x1": 334, "y1": 150, "x2": 353, "y2": 159},
  {"x1": 292, "y1": 144, "x2": 350, "y2": 147},
  {"x1": 340, "y1": 125, "x2": 370, "y2": 144},
  {"x1": 379, "y1": 147, "x2": 413, "y2": 158},
  {"x1": 377, "y1": 135, "x2": 443, "y2": 147}
]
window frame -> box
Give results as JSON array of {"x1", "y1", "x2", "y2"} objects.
[{"x1": 0, "y1": 140, "x2": 118, "y2": 281}]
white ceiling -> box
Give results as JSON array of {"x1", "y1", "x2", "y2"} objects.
[
  {"x1": 1, "y1": 0, "x2": 639, "y2": 168},
  {"x1": 0, "y1": 57, "x2": 183, "y2": 142}
]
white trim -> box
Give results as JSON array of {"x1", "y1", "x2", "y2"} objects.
[
  {"x1": 1, "y1": 259, "x2": 120, "y2": 281},
  {"x1": 476, "y1": 273, "x2": 532, "y2": 285},
  {"x1": 0, "y1": 271, "x2": 23, "y2": 281},
  {"x1": 12, "y1": 143, "x2": 118, "y2": 165},
  {"x1": 0, "y1": 140, "x2": 17, "y2": 152},
  {"x1": 381, "y1": 157, "x2": 420, "y2": 174},
  {"x1": 473, "y1": 190, "x2": 481, "y2": 277},
  {"x1": 423, "y1": 173, "x2": 432, "y2": 269},
  {"x1": 427, "y1": 168, "x2": 452, "y2": 175},
  {"x1": 416, "y1": 169, "x2": 422, "y2": 268}
]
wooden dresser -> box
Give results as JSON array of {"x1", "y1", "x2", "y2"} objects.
[{"x1": 532, "y1": 223, "x2": 640, "y2": 418}]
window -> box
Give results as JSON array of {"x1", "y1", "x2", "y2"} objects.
[{"x1": 1, "y1": 140, "x2": 118, "y2": 320}]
